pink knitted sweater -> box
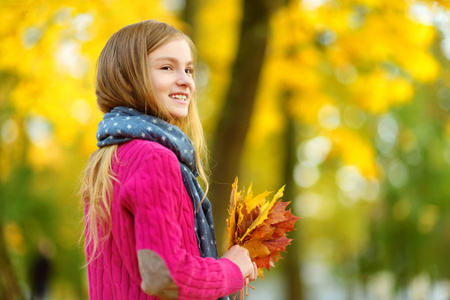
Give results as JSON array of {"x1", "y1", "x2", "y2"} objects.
[{"x1": 86, "y1": 139, "x2": 244, "y2": 299}]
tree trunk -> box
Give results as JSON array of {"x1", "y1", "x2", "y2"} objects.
[
  {"x1": 0, "y1": 106, "x2": 25, "y2": 300},
  {"x1": 280, "y1": 91, "x2": 304, "y2": 300},
  {"x1": 210, "y1": 0, "x2": 281, "y2": 253},
  {"x1": 0, "y1": 217, "x2": 25, "y2": 300},
  {"x1": 181, "y1": 0, "x2": 198, "y2": 41},
  {"x1": 0, "y1": 93, "x2": 27, "y2": 300}
]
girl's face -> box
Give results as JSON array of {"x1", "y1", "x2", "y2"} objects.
[{"x1": 148, "y1": 38, "x2": 195, "y2": 119}]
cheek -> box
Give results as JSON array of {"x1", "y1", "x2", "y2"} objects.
[
  {"x1": 149, "y1": 71, "x2": 167, "y2": 90},
  {"x1": 152, "y1": 79, "x2": 168, "y2": 95}
]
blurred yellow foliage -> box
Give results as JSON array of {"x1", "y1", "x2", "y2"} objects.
[
  {"x1": 0, "y1": 1, "x2": 443, "y2": 198},
  {"x1": 328, "y1": 128, "x2": 379, "y2": 178},
  {"x1": 353, "y1": 70, "x2": 414, "y2": 113},
  {"x1": 4, "y1": 222, "x2": 26, "y2": 255},
  {"x1": 288, "y1": 93, "x2": 335, "y2": 124},
  {"x1": 0, "y1": 0, "x2": 173, "y2": 171},
  {"x1": 247, "y1": 0, "x2": 440, "y2": 185}
]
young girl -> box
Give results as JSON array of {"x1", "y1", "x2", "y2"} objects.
[{"x1": 80, "y1": 20, "x2": 257, "y2": 300}]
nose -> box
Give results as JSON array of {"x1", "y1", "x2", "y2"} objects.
[{"x1": 176, "y1": 70, "x2": 194, "y2": 88}]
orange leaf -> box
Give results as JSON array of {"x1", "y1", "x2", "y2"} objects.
[
  {"x1": 273, "y1": 211, "x2": 300, "y2": 238},
  {"x1": 265, "y1": 202, "x2": 290, "y2": 225},
  {"x1": 243, "y1": 239, "x2": 271, "y2": 265},
  {"x1": 263, "y1": 236, "x2": 292, "y2": 253},
  {"x1": 246, "y1": 222, "x2": 274, "y2": 240},
  {"x1": 253, "y1": 255, "x2": 271, "y2": 269},
  {"x1": 270, "y1": 251, "x2": 283, "y2": 264}
]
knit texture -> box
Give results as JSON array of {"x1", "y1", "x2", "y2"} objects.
[
  {"x1": 96, "y1": 106, "x2": 219, "y2": 259},
  {"x1": 85, "y1": 139, "x2": 243, "y2": 299}
]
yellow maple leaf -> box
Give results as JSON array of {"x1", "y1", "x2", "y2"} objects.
[
  {"x1": 226, "y1": 177, "x2": 300, "y2": 281},
  {"x1": 238, "y1": 186, "x2": 284, "y2": 243}
]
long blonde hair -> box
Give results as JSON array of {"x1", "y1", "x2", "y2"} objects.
[{"x1": 81, "y1": 20, "x2": 208, "y2": 263}]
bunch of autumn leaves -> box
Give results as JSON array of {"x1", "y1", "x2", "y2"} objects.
[{"x1": 226, "y1": 178, "x2": 300, "y2": 280}]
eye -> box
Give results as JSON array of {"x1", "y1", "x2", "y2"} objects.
[
  {"x1": 161, "y1": 65, "x2": 173, "y2": 70},
  {"x1": 185, "y1": 68, "x2": 194, "y2": 74}
]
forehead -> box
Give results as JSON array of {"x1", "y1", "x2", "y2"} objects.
[{"x1": 148, "y1": 38, "x2": 193, "y2": 63}]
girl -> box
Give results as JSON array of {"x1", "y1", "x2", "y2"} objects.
[{"x1": 80, "y1": 20, "x2": 257, "y2": 300}]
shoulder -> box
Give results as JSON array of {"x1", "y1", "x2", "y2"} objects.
[
  {"x1": 114, "y1": 139, "x2": 183, "y2": 183},
  {"x1": 117, "y1": 139, "x2": 178, "y2": 164},
  {"x1": 113, "y1": 140, "x2": 185, "y2": 209}
]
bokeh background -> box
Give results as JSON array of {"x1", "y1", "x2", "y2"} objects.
[{"x1": 1, "y1": 0, "x2": 450, "y2": 299}]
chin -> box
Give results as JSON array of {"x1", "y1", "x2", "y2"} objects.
[{"x1": 170, "y1": 112, "x2": 189, "y2": 119}]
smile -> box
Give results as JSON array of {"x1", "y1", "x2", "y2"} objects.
[{"x1": 170, "y1": 94, "x2": 188, "y2": 101}]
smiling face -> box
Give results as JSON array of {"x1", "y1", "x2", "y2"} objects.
[{"x1": 147, "y1": 38, "x2": 195, "y2": 119}]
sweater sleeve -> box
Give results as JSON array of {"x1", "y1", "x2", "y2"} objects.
[{"x1": 119, "y1": 143, "x2": 243, "y2": 299}]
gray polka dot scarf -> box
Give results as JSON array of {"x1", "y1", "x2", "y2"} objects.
[{"x1": 97, "y1": 106, "x2": 219, "y2": 259}]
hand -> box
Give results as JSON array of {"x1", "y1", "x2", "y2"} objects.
[
  {"x1": 247, "y1": 261, "x2": 257, "y2": 283},
  {"x1": 222, "y1": 245, "x2": 257, "y2": 282}
]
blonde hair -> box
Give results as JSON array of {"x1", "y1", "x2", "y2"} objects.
[{"x1": 81, "y1": 20, "x2": 208, "y2": 263}]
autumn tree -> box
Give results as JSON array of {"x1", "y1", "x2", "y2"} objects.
[
  {"x1": 209, "y1": 0, "x2": 282, "y2": 250},
  {"x1": 241, "y1": 0, "x2": 450, "y2": 298}
]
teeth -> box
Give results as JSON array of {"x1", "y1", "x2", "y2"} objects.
[{"x1": 170, "y1": 94, "x2": 187, "y2": 101}]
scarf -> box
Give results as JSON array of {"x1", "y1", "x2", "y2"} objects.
[{"x1": 97, "y1": 106, "x2": 219, "y2": 259}]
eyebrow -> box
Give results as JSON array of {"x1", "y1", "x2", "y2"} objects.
[{"x1": 153, "y1": 56, "x2": 193, "y2": 65}]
